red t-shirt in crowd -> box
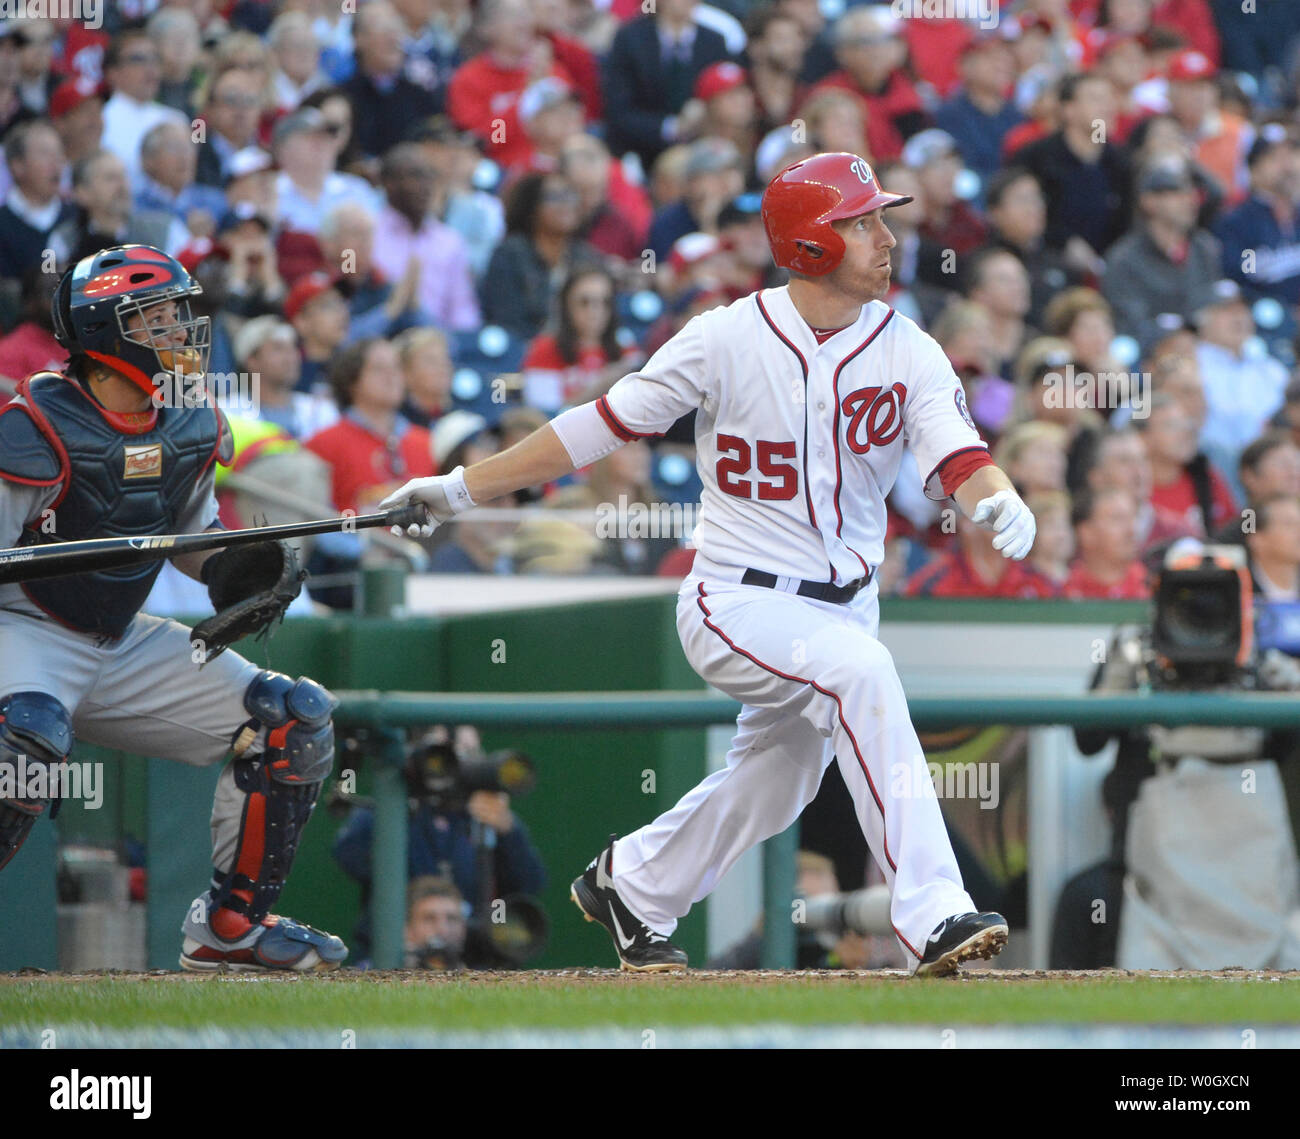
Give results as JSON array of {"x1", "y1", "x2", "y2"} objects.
[
  {"x1": 656, "y1": 546, "x2": 697, "y2": 578},
  {"x1": 1068, "y1": 0, "x2": 1221, "y2": 65},
  {"x1": 57, "y1": 22, "x2": 109, "y2": 81},
  {"x1": 447, "y1": 54, "x2": 575, "y2": 170},
  {"x1": 545, "y1": 32, "x2": 602, "y2": 120},
  {"x1": 605, "y1": 160, "x2": 652, "y2": 249},
  {"x1": 304, "y1": 414, "x2": 436, "y2": 515},
  {"x1": 904, "y1": 548, "x2": 1060, "y2": 599},
  {"x1": 581, "y1": 201, "x2": 643, "y2": 261},
  {"x1": 1148, "y1": 467, "x2": 1237, "y2": 541},
  {"x1": 800, "y1": 70, "x2": 924, "y2": 163},
  {"x1": 920, "y1": 201, "x2": 989, "y2": 256},
  {"x1": 521, "y1": 335, "x2": 638, "y2": 411},
  {"x1": 1062, "y1": 559, "x2": 1150, "y2": 600},
  {"x1": 1002, "y1": 121, "x2": 1048, "y2": 160},
  {"x1": 901, "y1": 16, "x2": 975, "y2": 99},
  {"x1": 0, "y1": 323, "x2": 66, "y2": 404}
]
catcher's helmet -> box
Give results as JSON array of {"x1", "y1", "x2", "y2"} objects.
[
  {"x1": 761, "y1": 152, "x2": 913, "y2": 277},
  {"x1": 52, "y1": 244, "x2": 211, "y2": 394}
]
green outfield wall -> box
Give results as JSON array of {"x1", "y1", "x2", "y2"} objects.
[{"x1": 0, "y1": 597, "x2": 1149, "y2": 972}]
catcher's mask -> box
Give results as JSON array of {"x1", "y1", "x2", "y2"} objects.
[{"x1": 53, "y1": 244, "x2": 211, "y2": 396}]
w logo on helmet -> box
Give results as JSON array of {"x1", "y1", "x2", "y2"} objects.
[{"x1": 762, "y1": 152, "x2": 912, "y2": 277}]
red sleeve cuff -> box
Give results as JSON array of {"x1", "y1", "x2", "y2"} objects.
[
  {"x1": 595, "y1": 395, "x2": 663, "y2": 442},
  {"x1": 935, "y1": 447, "x2": 995, "y2": 497}
]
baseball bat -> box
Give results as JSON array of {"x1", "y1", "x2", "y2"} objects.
[{"x1": 0, "y1": 503, "x2": 429, "y2": 586}]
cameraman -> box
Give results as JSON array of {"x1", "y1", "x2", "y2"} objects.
[
  {"x1": 331, "y1": 725, "x2": 547, "y2": 958},
  {"x1": 1058, "y1": 544, "x2": 1300, "y2": 968},
  {"x1": 403, "y1": 876, "x2": 469, "y2": 970}
]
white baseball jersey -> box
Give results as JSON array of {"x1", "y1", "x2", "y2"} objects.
[
  {"x1": 548, "y1": 285, "x2": 995, "y2": 965},
  {"x1": 593, "y1": 286, "x2": 986, "y2": 584}
]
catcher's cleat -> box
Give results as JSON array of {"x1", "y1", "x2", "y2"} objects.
[
  {"x1": 914, "y1": 911, "x2": 1008, "y2": 977},
  {"x1": 180, "y1": 910, "x2": 347, "y2": 973},
  {"x1": 571, "y1": 836, "x2": 688, "y2": 973}
]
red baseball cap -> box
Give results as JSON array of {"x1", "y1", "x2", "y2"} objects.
[
  {"x1": 49, "y1": 76, "x2": 108, "y2": 119},
  {"x1": 694, "y1": 62, "x2": 748, "y2": 102},
  {"x1": 176, "y1": 236, "x2": 228, "y2": 275},
  {"x1": 1168, "y1": 49, "x2": 1216, "y2": 82},
  {"x1": 668, "y1": 231, "x2": 723, "y2": 273},
  {"x1": 284, "y1": 271, "x2": 341, "y2": 321}
]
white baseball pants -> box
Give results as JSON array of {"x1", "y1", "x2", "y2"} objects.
[{"x1": 611, "y1": 572, "x2": 975, "y2": 968}]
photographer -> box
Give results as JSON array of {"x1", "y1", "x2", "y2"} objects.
[
  {"x1": 1060, "y1": 545, "x2": 1300, "y2": 969},
  {"x1": 402, "y1": 876, "x2": 470, "y2": 971},
  {"x1": 350, "y1": 875, "x2": 471, "y2": 971},
  {"x1": 331, "y1": 724, "x2": 547, "y2": 962}
]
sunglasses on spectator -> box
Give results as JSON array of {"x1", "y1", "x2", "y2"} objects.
[
  {"x1": 543, "y1": 188, "x2": 578, "y2": 203},
  {"x1": 216, "y1": 93, "x2": 262, "y2": 108},
  {"x1": 121, "y1": 52, "x2": 160, "y2": 66},
  {"x1": 12, "y1": 30, "x2": 55, "y2": 48}
]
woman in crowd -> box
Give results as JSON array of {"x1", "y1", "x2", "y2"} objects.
[
  {"x1": 1042, "y1": 288, "x2": 1125, "y2": 411},
  {"x1": 480, "y1": 171, "x2": 596, "y2": 340},
  {"x1": 520, "y1": 265, "x2": 641, "y2": 415},
  {"x1": 304, "y1": 336, "x2": 436, "y2": 516}
]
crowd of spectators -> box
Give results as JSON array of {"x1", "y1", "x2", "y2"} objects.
[{"x1": 1, "y1": 0, "x2": 1299, "y2": 603}]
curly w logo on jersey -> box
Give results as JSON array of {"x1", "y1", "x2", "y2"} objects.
[{"x1": 841, "y1": 383, "x2": 909, "y2": 454}]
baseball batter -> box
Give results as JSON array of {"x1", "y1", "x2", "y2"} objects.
[
  {"x1": 384, "y1": 153, "x2": 1036, "y2": 975},
  {"x1": 0, "y1": 245, "x2": 346, "y2": 972}
]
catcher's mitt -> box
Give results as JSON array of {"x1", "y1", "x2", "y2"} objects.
[{"x1": 191, "y1": 540, "x2": 305, "y2": 664}]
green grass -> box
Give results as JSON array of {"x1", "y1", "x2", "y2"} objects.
[{"x1": 2, "y1": 974, "x2": 1297, "y2": 1032}]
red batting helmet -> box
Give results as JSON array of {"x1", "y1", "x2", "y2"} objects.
[{"x1": 761, "y1": 152, "x2": 913, "y2": 277}]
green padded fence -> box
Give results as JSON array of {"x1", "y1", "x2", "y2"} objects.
[
  {"x1": 337, "y1": 688, "x2": 1300, "y2": 969},
  {"x1": 12, "y1": 594, "x2": 1289, "y2": 973}
]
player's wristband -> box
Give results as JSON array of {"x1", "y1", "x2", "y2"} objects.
[{"x1": 445, "y1": 465, "x2": 476, "y2": 514}]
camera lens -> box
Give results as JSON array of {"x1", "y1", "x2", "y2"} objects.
[{"x1": 1165, "y1": 584, "x2": 1233, "y2": 648}]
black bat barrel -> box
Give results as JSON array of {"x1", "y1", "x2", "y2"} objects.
[{"x1": 0, "y1": 503, "x2": 428, "y2": 586}]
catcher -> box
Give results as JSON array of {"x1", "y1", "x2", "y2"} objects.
[{"x1": 0, "y1": 245, "x2": 346, "y2": 972}]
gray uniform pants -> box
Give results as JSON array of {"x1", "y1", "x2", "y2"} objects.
[{"x1": 0, "y1": 608, "x2": 262, "y2": 876}]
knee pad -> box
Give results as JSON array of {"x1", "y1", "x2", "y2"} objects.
[
  {"x1": 0, "y1": 692, "x2": 74, "y2": 872},
  {"x1": 241, "y1": 670, "x2": 337, "y2": 785},
  {"x1": 209, "y1": 672, "x2": 336, "y2": 934}
]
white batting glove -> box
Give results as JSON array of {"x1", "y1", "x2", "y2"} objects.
[
  {"x1": 379, "y1": 465, "x2": 476, "y2": 537},
  {"x1": 971, "y1": 488, "x2": 1036, "y2": 561}
]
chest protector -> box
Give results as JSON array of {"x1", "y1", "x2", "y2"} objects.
[{"x1": 0, "y1": 372, "x2": 231, "y2": 638}]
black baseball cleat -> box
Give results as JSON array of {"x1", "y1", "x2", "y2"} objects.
[
  {"x1": 571, "y1": 836, "x2": 688, "y2": 973},
  {"x1": 914, "y1": 911, "x2": 1009, "y2": 977}
]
